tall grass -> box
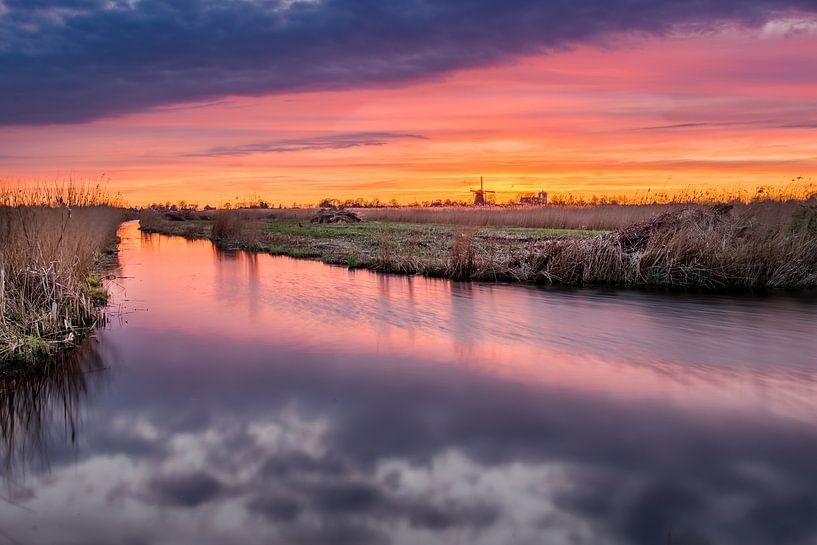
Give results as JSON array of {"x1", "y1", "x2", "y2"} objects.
[
  {"x1": 140, "y1": 196, "x2": 817, "y2": 289},
  {"x1": 211, "y1": 210, "x2": 261, "y2": 246},
  {"x1": 137, "y1": 208, "x2": 166, "y2": 232},
  {"x1": 0, "y1": 183, "x2": 123, "y2": 363},
  {"x1": 448, "y1": 229, "x2": 477, "y2": 279},
  {"x1": 199, "y1": 208, "x2": 316, "y2": 222},
  {"x1": 359, "y1": 201, "x2": 817, "y2": 288},
  {"x1": 0, "y1": 181, "x2": 124, "y2": 208},
  {"x1": 510, "y1": 201, "x2": 817, "y2": 288},
  {"x1": 358, "y1": 205, "x2": 684, "y2": 231}
]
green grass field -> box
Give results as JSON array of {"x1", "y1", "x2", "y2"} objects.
[{"x1": 143, "y1": 215, "x2": 606, "y2": 271}]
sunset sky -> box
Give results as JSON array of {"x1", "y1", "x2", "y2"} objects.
[{"x1": 1, "y1": 1, "x2": 816, "y2": 205}]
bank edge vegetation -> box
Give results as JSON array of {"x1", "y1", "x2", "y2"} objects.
[
  {"x1": 0, "y1": 184, "x2": 124, "y2": 364},
  {"x1": 141, "y1": 197, "x2": 817, "y2": 290}
]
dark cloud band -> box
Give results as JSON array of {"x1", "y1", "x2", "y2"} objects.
[
  {"x1": 186, "y1": 132, "x2": 428, "y2": 157},
  {"x1": 0, "y1": 0, "x2": 815, "y2": 125}
]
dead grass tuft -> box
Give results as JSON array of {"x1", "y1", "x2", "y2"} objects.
[{"x1": 212, "y1": 210, "x2": 260, "y2": 247}]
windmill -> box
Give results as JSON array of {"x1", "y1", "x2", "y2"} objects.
[{"x1": 470, "y1": 176, "x2": 495, "y2": 206}]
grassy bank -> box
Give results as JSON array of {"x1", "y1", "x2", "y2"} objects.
[
  {"x1": 140, "y1": 200, "x2": 817, "y2": 289},
  {"x1": 0, "y1": 184, "x2": 124, "y2": 364},
  {"x1": 140, "y1": 207, "x2": 603, "y2": 268}
]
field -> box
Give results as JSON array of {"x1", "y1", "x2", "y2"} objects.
[
  {"x1": 140, "y1": 199, "x2": 817, "y2": 289},
  {"x1": 0, "y1": 184, "x2": 124, "y2": 364}
]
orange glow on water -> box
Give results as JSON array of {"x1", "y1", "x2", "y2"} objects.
[{"x1": 110, "y1": 223, "x2": 817, "y2": 421}]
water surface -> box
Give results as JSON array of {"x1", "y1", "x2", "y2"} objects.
[{"x1": 2, "y1": 221, "x2": 817, "y2": 545}]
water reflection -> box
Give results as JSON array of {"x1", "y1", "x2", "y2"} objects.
[
  {"x1": 0, "y1": 222, "x2": 816, "y2": 545},
  {"x1": 0, "y1": 340, "x2": 107, "y2": 477}
]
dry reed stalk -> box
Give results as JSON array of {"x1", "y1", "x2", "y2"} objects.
[
  {"x1": 447, "y1": 228, "x2": 476, "y2": 279},
  {"x1": 211, "y1": 210, "x2": 260, "y2": 246},
  {"x1": 358, "y1": 204, "x2": 685, "y2": 231},
  {"x1": 0, "y1": 183, "x2": 123, "y2": 363},
  {"x1": 199, "y1": 207, "x2": 316, "y2": 222},
  {"x1": 137, "y1": 209, "x2": 166, "y2": 232},
  {"x1": 515, "y1": 201, "x2": 817, "y2": 288}
]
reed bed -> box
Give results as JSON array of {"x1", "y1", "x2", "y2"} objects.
[
  {"x1": 199, "y1": 207, "x2": 315, "y2": 222},
  {"x1": 211, "y1": 210, "x2": 261, "y2": 246},
  {"x1": 459, "y1": 201, "x2": 817, "y2": 287},
  {"x1": 141, "y1": 198, "x2": 817, "y2": 289},
  {"x1": 137, "y1": 208, "x2": 167, "y2": 233},
  {"x1": 358, "y1": 204, "x2": 685, "y2": 231},
  {"x1": 358, "y1": 201, "x2": 817, "y2": 287},
  {"x1": 0, "y1": 184, "x2": 123, "y2": 364},
  {"x1": 0, "y1": 181, "x2": 123, "y2": 208}
]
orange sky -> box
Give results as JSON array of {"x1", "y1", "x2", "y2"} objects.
[{"x1": 1, "y1": 21, "x2": 816, "y2": 206}]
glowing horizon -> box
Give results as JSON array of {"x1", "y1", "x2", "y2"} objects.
[{"x1": 1, "y1": 6, "x2": 816, "y2": 206}]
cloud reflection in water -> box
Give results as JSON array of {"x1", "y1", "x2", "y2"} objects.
[{"x1": 1, "y1": 223, "x2": 816, "y2": 545}]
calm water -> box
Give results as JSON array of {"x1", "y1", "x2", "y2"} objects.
[{"x1": 2, "y1": 221, "x2": 817, "y2": 545}]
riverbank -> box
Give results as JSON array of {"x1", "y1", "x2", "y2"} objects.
[
  {"x1": 0, "y1": 192, "x2": 124, "y2": 365},
  {"x1": 140, "y1": 209, "x2": 603, "y2": 274},
  {"x1": 140, "y1": 200, "x2": 817, "y2": 289}
]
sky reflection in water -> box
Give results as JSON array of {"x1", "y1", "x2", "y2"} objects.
[{"x1": 1, "y1": 222, "x2": 816, "y2": 545}]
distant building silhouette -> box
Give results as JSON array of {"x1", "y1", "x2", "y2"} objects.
[{"x1": 519, "y1": 191, "x2": 548, "y2": 206}]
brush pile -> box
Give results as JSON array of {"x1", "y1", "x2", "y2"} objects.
[
  {"x1": 310, "y1": 208, "x2": 362, "y2": 224},
  {"x1": 614, "y1": 204, "x2": 733, "y2": 251}
]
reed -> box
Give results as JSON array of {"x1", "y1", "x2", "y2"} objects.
[
  {"x1": 211, "y1": 210, "x2": 260, "y2": 247},
  {"x1": 140, "y1": 198, "x2": 817, "y2": 289},
  {"x1": 344, "y1": 201, "x2": 817, "y2": 288},
  {"x1": 511, "y1": 201, "x2": 817, "y2": 288},
  {"x1": 0, "y1": 180, "x2": 124, "y2": 208},
  {"x1": 199, "y1": 207, "x2": 316, "y2": 222},
  {"x1": 137, "y1": 208, "x2": 166, "y2": 232},
  {"x1": 358, "y1": 204, "x2": 685, "y2": 231},
  {"x1": 0, "y1": 183, "x2": 123, "y2": 364},
  {"x1": 447, "y1": 229, "x2": 477, "y2": 279}
]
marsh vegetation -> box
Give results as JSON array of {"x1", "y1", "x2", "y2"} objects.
[
  {"x1": 139, "y1": 198, "x2": 817, "y2": 289},
  {"x1": 0, "y1": 184, "x2": 124, "y2": 364}
]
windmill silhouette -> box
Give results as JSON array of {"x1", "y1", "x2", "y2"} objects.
[{"x1": 470, "y1": 176, "x2": 495, "y2": 206}]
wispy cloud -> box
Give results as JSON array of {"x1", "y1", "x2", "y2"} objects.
[
  {"x1": 636, "y1": 122, "x2": 725, "y2": 131},
  {"x1": 779, "y1": 122, "x2": 817, "y2": 129},
  {"x1": 186, "y1": 132, "x2": 428, "y2": 157},
  {"x1": 636, "y1": 119, "x2": 817, "y2": 131}
]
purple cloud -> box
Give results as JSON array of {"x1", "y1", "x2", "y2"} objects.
[
  {"x1": 186, "y1": 132, "x2": 428, "y2": 157},
  {"x1": 0, "y1": 0, "x2": 816, "y2": 124}
]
